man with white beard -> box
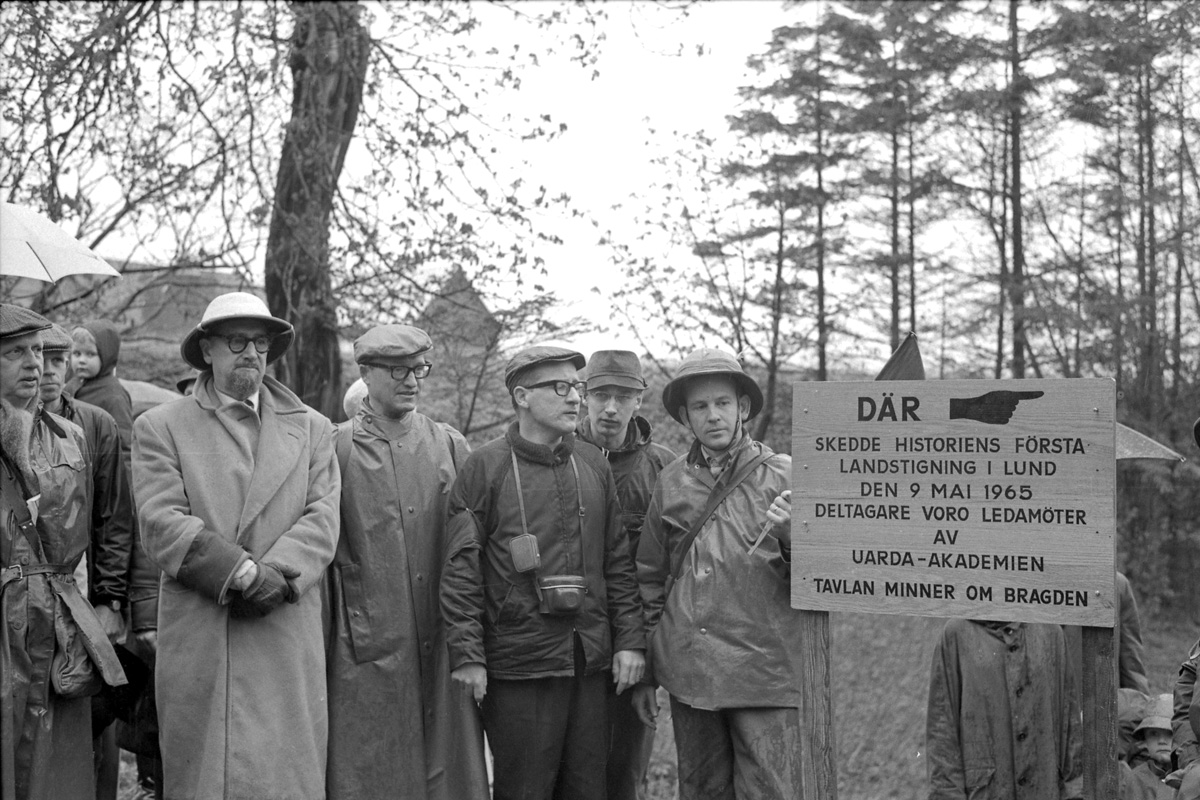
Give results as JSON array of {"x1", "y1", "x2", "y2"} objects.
[{"x1": 132, "y1": 292, "x2": 340, "y2": 800}]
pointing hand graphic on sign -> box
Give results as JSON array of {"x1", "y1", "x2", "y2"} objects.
[{"x1": 948, "y1": 390, "x2": 1045, "y2": 425}]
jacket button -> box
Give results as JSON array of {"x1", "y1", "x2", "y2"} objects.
[
  {"x1": 416, "y1": 574, "x2": 424, "y2": 582},
  {"x1": 408, "y1": 507, "x2": 415, "y2": 513},
  {"x1": 1016, "y1": 731, "x2": 1027, "y2": 741},
  {"x1": 352, "y1": 610, "x2": 361, "y2": 618},
  {"x1": 699, "y1": 628, "x2": 707, "y2": 635}
]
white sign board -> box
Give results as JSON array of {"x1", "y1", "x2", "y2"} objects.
[{"x1": 792, "y1": 379, "x2": 1116, "y2": 626}]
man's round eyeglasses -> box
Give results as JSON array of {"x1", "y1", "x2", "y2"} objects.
[
  {"x1": 364, "y1": 362, "x2": 433, "y2": 381},
  {"x1": 209, "y1": 333, "x2": 276, "y2": 355},
  {"x1": 522, "y1": 380, "x2": 586, "y2": 397}
]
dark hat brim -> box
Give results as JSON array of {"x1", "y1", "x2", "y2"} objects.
[
  {"x1": 662, "y1": 370, "x2": 764, "y2": 425},
  {"x1": 180, "y1": 318, "x2": 294, "y2": 371}
]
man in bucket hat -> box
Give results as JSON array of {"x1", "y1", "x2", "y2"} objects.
[
  {"x1": 441, "y1": 345, "x2": 646, "y2": 800},
  {"x1": 576, "y1": 350, "x2": 676, "y2": 800},
  {"x1": 633, "y1": 347, "x2": 799, "y2": 800},
  {"x1": 131, "y1": 292, "x2": 340, "y2": 800},
  {"x1": 2, "y1": 303, "x2": 127, "y2": 799},
  {"x1": 325, "y1": 324, "x2": 488, "y2": 800}
]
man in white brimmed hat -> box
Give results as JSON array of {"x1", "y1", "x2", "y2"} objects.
[
  {"x1": 633, "y1": 346, "x2": 798, "y2": 800},
  {"x1": 132, "y1": 292, "x2": 340, "y2": 800}
]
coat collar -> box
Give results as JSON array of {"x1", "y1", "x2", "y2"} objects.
[
  {"x1": 191, "y1": 372, "x2": 306, "y2": 415},
  {"x1": 506, "y1": 421, "x2": 574, "y2": 466},
  {"x1": 578, "y1": 415, "x2": 653, "y2": 455}
]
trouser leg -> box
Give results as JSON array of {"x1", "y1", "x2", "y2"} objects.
[
  {"x1": 484, "y1": 676, "x2": 572, "y2": 800},
  {"x1": 726, "y1": 707, "x2": 802, "y2": 800},
  {"x1": 94, "y1": 725, "x2": 119, "y2": 800},
  {"x1": 669, "y1": 697, "x2": 735, "y2": 800},
  {"x1": 554, "y1": 670, "x2": 608, "y2": 800},
  {"x1": 605, "y1": 681, "x2": 654, "y2": 800}
]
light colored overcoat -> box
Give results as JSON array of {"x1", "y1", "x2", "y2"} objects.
[
  {"x1": 133, "y1": 373, "x2": 340, "y2": 800},
  {"x1": 324, "y1": 404, "x2": 488, "y2": 800}
]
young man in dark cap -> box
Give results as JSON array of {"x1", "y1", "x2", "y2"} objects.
[
  {"x1": 633, "y1": 347, "x2": 797, "y2": 800},
  {"x1": 576, "y1": 350, "x2": 676, "y2": 800},
  {"x1": 132, "y1": 292, "x2": 339, "y2": 800},
  {"x1": 325, "y1": 324, "x2": 488, "y2": 800},
  {"x1": 441, "y1": 345, "x2": 646, "y2": 800},
  {"x1": 1, "y1": 303, "x2": 127, "y2": 800}
]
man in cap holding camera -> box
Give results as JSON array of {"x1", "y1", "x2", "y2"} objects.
[
  {"x1": 633, "y1": 347, "x2": 798, "y2": 800},
  {"x1": 441, "y1": 345, "x2": 646, "y2": 800},
  {"x1": 325, "y1": 324, "x2": 488, "y2": 800},
  {"x1": 132, "y1": 292, "x2": 340, "y2": 800},
  {"x1": 576, "y1": 350, "x2": 676, "y2": 800}
]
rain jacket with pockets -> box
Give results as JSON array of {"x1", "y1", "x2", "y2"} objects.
[
  {"x1": 637, "y1": 433, "x2": 798, "y2": 710},
  {"x1": 3, "y1": 408, "x2": 125, "y2": 800},
  {"x1": 578, "y1": 415, "x2": 675, "y2": 560},
  {"x1": 325, "y1": 403, "x2": 488, "y2": 800},
  {"x1": 133, "y1": 372, "x2": 340, "y2": 800},
  {"x1": 926, "y1": 619, "x2": 1082, "y2": 800},
  {"x1": 441, "y1": 424, "x2": 645, "y2": 679}
]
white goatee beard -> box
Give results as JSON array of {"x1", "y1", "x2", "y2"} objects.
[{"x1": 0, "y1": 397, "x2": 36, "y2": 485}]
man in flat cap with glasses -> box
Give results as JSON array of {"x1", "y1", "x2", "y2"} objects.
[
  {"x1": 577, "y1": 350, "x2": 676, "y2": 800},
  {"x1": 325, "y1": 324, "x2": 488, "y2": 800},
  {"x1": 132, "y1": 292, "x2": 340, "y2": 800},
  {"x1": 441, "y1": 345, "x2": 646, "y2": 800}
]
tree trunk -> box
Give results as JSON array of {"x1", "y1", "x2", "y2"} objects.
[
  {"x1": 264, "y1": 3, "x2": 369, "y2": 417},
  {"x1": 1007, "y1": 0, "x2": 1028, "y2": 379}
]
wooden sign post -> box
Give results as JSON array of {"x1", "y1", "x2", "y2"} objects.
[{"x1": 792, "y1": 378, "x2": 1117, "y2": 798}]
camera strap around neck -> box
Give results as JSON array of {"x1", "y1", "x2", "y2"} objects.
[{"x1": 510, "y1": 449, "x2": 586, "y2": 597}]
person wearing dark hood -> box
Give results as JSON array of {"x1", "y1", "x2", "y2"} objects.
[
  {"x1": 633, "y1": 347, "x2": 797, "y2": 800},
  {"x1": 70, "y1": 320, "x2": 134, "y2": 463},
  {"x1": 576, "y1": 350, "x2": 675, "y2": 800}
]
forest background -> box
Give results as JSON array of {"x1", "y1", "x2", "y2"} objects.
[{"x1": 2, "y1": 1, "x2": 1197, "y2": 628}]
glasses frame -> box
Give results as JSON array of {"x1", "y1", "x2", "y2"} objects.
[
  {"x1": 208, "y1": 332, "x2": 276, "y2": 355},
  {"x1": 521, "y1": 379, "x2": 586, "y2": 397},
  {"x1": 363, "y1": 362, "x2": 433, "y2": 381}
]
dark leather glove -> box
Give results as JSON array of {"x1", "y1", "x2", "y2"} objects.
[{"x1": 229, "y1": 562, "x2": 301, "y2": 619}]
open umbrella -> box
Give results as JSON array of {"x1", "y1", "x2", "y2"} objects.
[
  {"x1": 1, "y1": 203, "x2": 121, "y2": 282},
  {"x1": 875, "y1": 335, "x2": 1185, "y2": 462}
]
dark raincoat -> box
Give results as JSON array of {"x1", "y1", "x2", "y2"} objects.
[
  {"x1": 53, "y1": 395, "x2": 131, "y2": 609},
  {"x1": 324, "y1": 403, "x2": 488, "y2": 800},
  {"x1": 926, "y1": 619, "x2": 1082, "y2": 800},
  {"x1": 2, "y1": 409, "x2": 125, "y2": 800},
  {"x1": 578, "y1": 415, "x2": 676, "y2": 559}
]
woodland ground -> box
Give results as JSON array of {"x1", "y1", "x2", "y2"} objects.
[{"x1": 116, "y1": 610, "x2": 1199, "y2": 800}]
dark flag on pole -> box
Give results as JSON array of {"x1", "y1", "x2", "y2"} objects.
[{"x1": 875, "y1": 331, "x2": 926, "y2": 381}]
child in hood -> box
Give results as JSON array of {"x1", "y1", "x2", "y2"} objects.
[{"x1": 70, "y1": 320, "x2": 134, "y2": 459}]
